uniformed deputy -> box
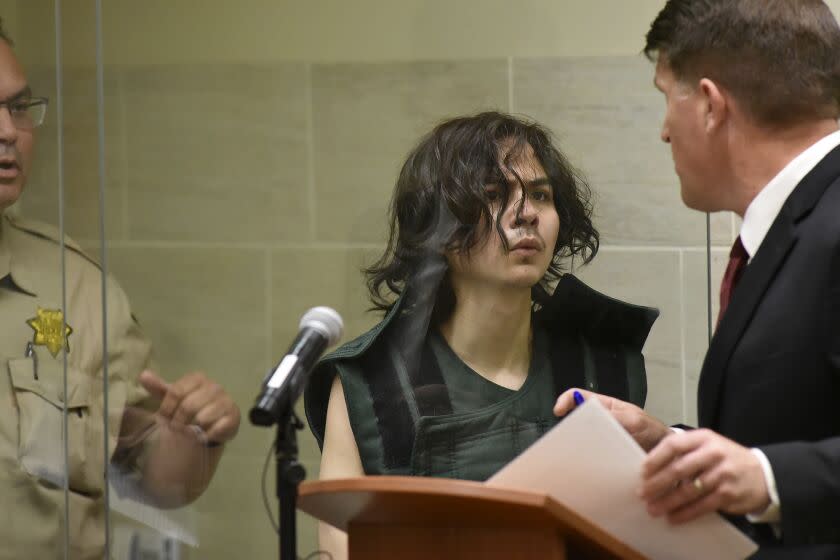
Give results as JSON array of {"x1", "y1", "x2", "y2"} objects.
[
  {"x1": 0, "y1": 19, "x2": 240, "y2": 559},
  {"x1": 304, "y1": 112, "x2": 658, "y2": 559}
]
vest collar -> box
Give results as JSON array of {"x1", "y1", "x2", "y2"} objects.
[{"x1": 324, "y1": 274, "x2": 660, "y2": 362}]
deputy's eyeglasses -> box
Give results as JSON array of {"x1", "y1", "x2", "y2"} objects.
[{"x1": 0, "y1": 97, "x2": 48, "y2": 129}]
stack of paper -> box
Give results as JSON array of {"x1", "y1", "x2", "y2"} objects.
[{"x1": 487, "y1": 399, "x2": 757, "y2": 560}]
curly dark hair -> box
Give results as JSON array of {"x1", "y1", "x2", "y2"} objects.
[{"x1": 365, "y1": 111, "x2": 599, "y2": 321}]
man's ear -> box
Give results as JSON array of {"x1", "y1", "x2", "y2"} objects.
[{"x1": 699, "y1": 78, "x2": 727, "y2": 132}]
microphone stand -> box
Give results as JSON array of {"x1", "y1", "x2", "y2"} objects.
[
  {"x1": 251, "y1": 308, "x2": 344, "y2": 560},
  {"x1": 274, "y1": 405, "x2": 306, "y2": 560}
]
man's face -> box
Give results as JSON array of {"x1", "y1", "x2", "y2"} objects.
[
  {"x1": 447, "y1": 145, "x2": 560, "y2": 293},
  {"x1": 654, "y1": 59, "x2": 720, "y2": 212},
  {"x1": 0, "y1": 39, "x2": 34, "y2": 212}
]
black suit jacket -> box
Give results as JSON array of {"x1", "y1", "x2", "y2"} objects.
[{"x1": 698, "y1": 145, "x2": 840, "y2": 558}]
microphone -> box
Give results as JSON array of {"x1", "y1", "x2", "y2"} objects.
[{"x1": 250, "y1": 306, "x2": 343, "y2": 426}]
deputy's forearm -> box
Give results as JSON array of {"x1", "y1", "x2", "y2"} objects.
[{"x1": 139, "y1": 427, "x2": 225, "y2": 508}]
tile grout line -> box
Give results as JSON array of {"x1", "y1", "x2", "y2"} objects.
[
  {"x1": 80, "y1": 239, "x2": 388, "y2": 251},
  {"x1": 265, "y1": 248, "x2": 273, "y2": 372},
  {"x1": 730, "y1": 211, "x2": 737, "y2": 242},
  {"x1": 507, "y1": 56, "x2": 514, "y2": 113},
  {"x1": 118, "y1": 65, "x2": 130, "y2": 241},
  {"x1": 598, "y1": 244, "x2": 725, "y2": 252},
  {"x1": 81, "y1": 238, "x2": 739, "y2": 255},
  {"x1": 305, "y1": 63, "x2": 318, "y2": 243},
  {"x1": 678, "y1": 248, "x2": 688, "y2": 425},
  {"x1": 83, "y1": 240, "x2": 736, "y2": 253}
]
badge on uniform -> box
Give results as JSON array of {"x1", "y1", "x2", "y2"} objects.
[{"x1": 26, "y1": 307, "x2": 73, "y2": 358}]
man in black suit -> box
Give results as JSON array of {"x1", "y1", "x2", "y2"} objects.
[{"x1": 555, "y1": 0, "x2": 840, "y2": 556}]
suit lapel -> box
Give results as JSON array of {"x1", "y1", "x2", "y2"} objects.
[
  {"x1": 698, "y1": 215, "x2": 796, "y2": 427},
  {"x1": 698, "y1": 144, "x2": 840, "y2": 428}
]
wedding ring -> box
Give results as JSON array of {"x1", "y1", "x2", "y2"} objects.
[{"x1": 692, "y1": 477, "x2": 705, "y2": 493}]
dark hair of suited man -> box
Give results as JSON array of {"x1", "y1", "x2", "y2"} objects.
[{"x1": 645, "y1": 0, "x2": 840, "y2": 127}]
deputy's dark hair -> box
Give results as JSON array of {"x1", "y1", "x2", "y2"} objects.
[
  {"x1": 365, "y1": 111, "x2": 599, "y2": 319},
  {"x1": 645, "y1": 0, "x2": 840, "y2": 126}
]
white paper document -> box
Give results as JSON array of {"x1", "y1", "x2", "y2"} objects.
[{"x1": 487, "y1": 399, "x2": 758, "y2": 560}]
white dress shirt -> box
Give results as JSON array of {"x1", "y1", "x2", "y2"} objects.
[{"x1": 737, "y1": 129, "x2": 840, "y2": 524}]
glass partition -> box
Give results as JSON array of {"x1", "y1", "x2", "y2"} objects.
[
  {"x1": 2, "y1": 1, "x2": 116, "y2": 558},
  {"x1": 5, "y1": 0, "x2": 744, "y2": 557}
]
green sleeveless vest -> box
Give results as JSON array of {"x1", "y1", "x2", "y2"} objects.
[
  {"x1": 304, "y1": 275, "x2": 658, "y2": 482},
  {"x1": 409, "y1": 328, "x2": 558, "y2": 480}
]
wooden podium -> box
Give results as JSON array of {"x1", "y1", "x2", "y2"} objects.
[{"x1": 298, "y1": 476, "x2": 647, "y2": 560}]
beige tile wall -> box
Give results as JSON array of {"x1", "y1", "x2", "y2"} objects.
[
  {"x1": 25, "y1": 66, "x2": 125, "y2": 241},
  {"x1": 121, "y1": 64, "x2": 311, "y2": 244},
  {"x1": 23, "y1": 55, "x2": 728, "y2": 557},
  {"x1": 312, "y1": 60, "x2": 509, "y2": 243}
]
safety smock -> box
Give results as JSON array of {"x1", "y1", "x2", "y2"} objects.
[{"x1": 305, "y1": 275, "x2": 658, "y2": 481}]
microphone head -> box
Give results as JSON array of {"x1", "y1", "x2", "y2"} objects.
[{"x1": 300, "y1": 306, "x2": 344, "y2": 346}]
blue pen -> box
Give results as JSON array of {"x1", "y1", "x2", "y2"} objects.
[{"x1": 573, "y1": 390, "x2": 585, "y2": 406}]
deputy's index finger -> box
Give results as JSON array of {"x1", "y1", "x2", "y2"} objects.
[
  {"x1": 156, "y1": 373, "x2": 204, "y2": 421},
  {"x1": 138, "y1": 370, "x2": 169, "y2": 399}
]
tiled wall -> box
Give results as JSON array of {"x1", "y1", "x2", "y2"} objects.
[{"x1": 24, "y1": 56, "x2": 735, "y2": 557}]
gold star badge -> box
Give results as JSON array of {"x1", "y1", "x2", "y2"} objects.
[{"x1": 27, "y1": 307, "x2": 72, "y2": 358}]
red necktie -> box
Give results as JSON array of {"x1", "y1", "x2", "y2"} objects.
[{"x1": 717, "y1": 236, "x2": 749, "y2": 326}]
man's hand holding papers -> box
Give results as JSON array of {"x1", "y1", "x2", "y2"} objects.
[
  {"x1": 640, "y1": 428, "x2": 772, "y2": 523},
  {"x1": 555, "y1": 388, "x2": 773, "y2": 526},
  {"x1": 554, "y1": 388, "x2": 672, "y2": 451}
]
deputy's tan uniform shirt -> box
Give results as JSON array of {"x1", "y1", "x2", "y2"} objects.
[{"x1": 0, "y1": 213, "x2": 152, "y2": 559}]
